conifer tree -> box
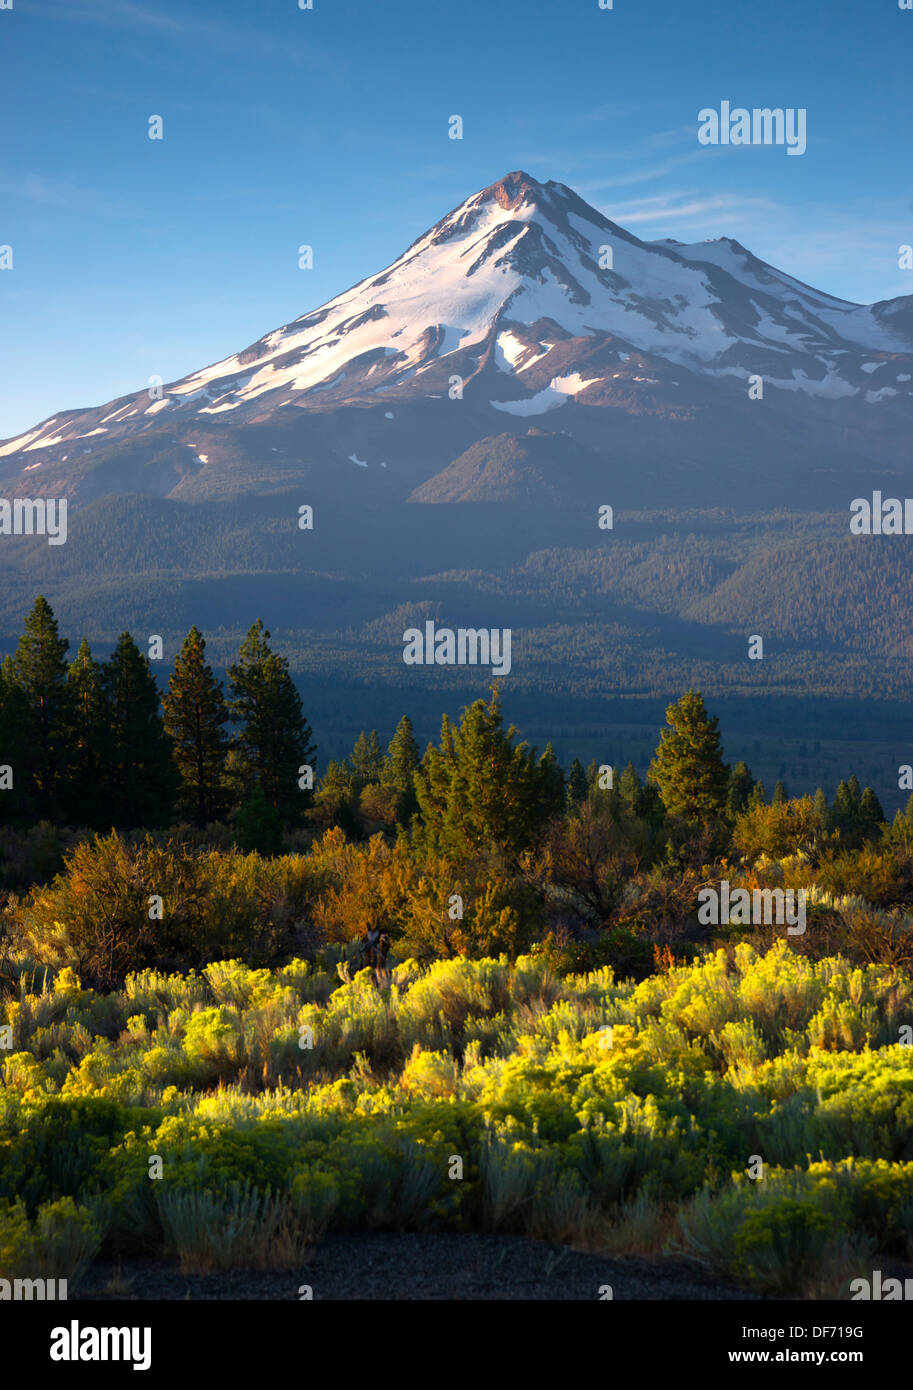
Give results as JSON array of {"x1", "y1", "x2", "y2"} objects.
[
  {"x1": 386, "y1": 715, "x2": 420, "y2": 822},
  {"x1": 0, "y1": 655, "x2": 31, "y2": 824},
  {"x1": 890, "y1": 794, "x2": 913, "y2": 849},
  {"x1": 566, "y1": 757, "x2": 587, "y2": 806},
  {"x1": 318, "y1": 759, "x2": 358, "y2": 805},
  {"x1": 235, "y1": 784, "x2": 284, "y2": 855},
  {"x1": 163, "y1": 626, "x2": 229, "y2": 827},
  {"x1": 748, "y1": 780, "x2": 766, "y2": 809},
  {"x1": 773, "y1": 780, "x2": 788, "y2": 805},
  {"x1": 12, "y1": 596, "x2": 70, "y2": 819},
  {"x1": 228, "y1": 620, "x2": 316, "y2": 822},
  {"x1": 102, "y1": 632, "x2": 176, "y2": 827},
  {"x1": 648, "y1": 690, "x2": 729, "y2": 824},
  {"x1": 859, "y1": 786, "x2": 885, "y2": 830},
  {"x1": 315, "y1": 759, "x2": 361, "y2": 836},
  {"x1": 832, "y1": 779, "x2": 856, "y2": 830},
  {"x1": 415, "y1": 689, "x2": 563, "y2": 861},
  {"x1": 587, "y1": 761, "x2": 621, "y2": 825},
  {"x1": 347, "y1": 729, "x2": 385, "y2": 790},
  {"x1": 64, "y1": 638, "x2": 110, "y2": 827},
  {"x1": 727, "y1": 760, "x2": 755, "y2": 817},
  {"x1": 539, "y1": 741, "x2": 564, "y2": 817},
  {"x1": 614, "y1": 759, "x2": 664, "y2": 826},
  {"x1": 415, "y1": 716, "x2": 456, "y2": 840},
  {"x1": 618, "y1": 761, "x2": 642, "y2": 814}
]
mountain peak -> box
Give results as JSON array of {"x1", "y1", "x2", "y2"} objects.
[
  {"x1": 2, "y1": 170, "x2": 911, "y2": 474},
  {"x1": 481, "y1": 170, "x2": 545, "y2": 211}
]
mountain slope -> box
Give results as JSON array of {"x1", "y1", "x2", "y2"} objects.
[
  {"x1": 409, "y1": 429, "x2": 610, "y2": 505},
  {"x1": 2, "y1": 170, "x2": 911, "y2": 509}
]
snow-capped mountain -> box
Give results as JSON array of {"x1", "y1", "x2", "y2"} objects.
[{"x1": 3, "y1": 170, "x2": 911, "y2": 507}]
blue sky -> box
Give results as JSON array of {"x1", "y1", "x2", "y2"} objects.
[{"x1": 1, "y1": 0, "x2": 911, "y2": 438}]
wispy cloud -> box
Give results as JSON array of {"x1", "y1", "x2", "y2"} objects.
[
  {"x1": 573, "y1": 149, "x2": 721, "y2": 192},
  {"x1": 602, "y1": 192, "x2": 777, "y2": 226},
  {"x1": 579, "y1": 101, "x2": 655, "y2": 123},
  {"x1": 638, "y1": 125, "x2": 696, "y2": 151},
  {"x1": 27, "y1": 0, "x2": 339, "y2": 74},
  {"x1": 0, "y1": 174, "x2": 137, "y2": 218}
]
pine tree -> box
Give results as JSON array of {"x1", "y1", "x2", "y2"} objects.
[
  {"x1": 386, "y1": 715, "x2": 420, "y2": 822},
  {"x1": 347, "y1": 730, "x2": 386, "y2": 790},
  {"x1": 64, "y1": 638, "x2": 110, "y2": 827},
  {"x1": 415, "y1": 715, "x2": 456, "y2": 842},
  {"x1": 773, "y1": 780, "x2": 788, "y2": 805},
  {"x1": 0, "y1": 655, "x2": 31, "y2": 824},
  {"x1": 727, "y1": 760, "x2": 755, "y2": 817},
  {"x1": 319, "y1": 759, "x2": 357, "y2": 805},
  {"x1": 648, "y1": 690, "x2": 729, "y2": 824},
  {"x1": 315, "y1": 758, "x2": 360, "y2": 834},
  {"x1": 540, "y1": 742, "x2": 564, "y2": 816},
  {"x1": 833, "y1": 779, "x2": 855, "y2": 827},
  {"x1": 415, "y1": 689, "x2": 563, "y2": 861},
  {"x1": 102, "y1": 632, "x2": 176, "y2": 828},
  {"x1": 859, "y1": 787, "x2": 885, "y2": 830},
  {"x1": 12, "y1": 596, "x2": 70, "y2": 819},
  {"x1": 618, "y1": 761, "x2": 641, "y2": 815},
  {"x1": 163, "y1": 626, "x2": 229, "y2": 827},
  {"x1": 748, "y1": 780, "x2": 767, "y2": 809},
  {"x1": 228, "y1": 620, "x2": 316, "y2": 822},
  {"x1": 566, "y1": 757, "x2": 587, "y2": 806},
  {"x1": 890, "y1": 794, "x2": 913, "y2": 849},
  {"x1": 235, "y1": 784, "x2": 284, "y2": 855}
]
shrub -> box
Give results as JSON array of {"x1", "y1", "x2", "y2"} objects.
[
  {"x1": 0, "y1": 1195, "x2": 100, "y2": 1288},
  {"x1": 156, "y1": 1181, "x2": 311, "y2": 1273},
  {"x1": 4, "y1": 834, "x2": 326, "y2": 984}
]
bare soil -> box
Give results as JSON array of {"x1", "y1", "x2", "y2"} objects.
[{"x1": 81, "y1": 1231, "x2": 764, "y2": 1301}]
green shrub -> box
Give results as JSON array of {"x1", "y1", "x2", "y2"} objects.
[{"x1": 0, "y1": 1195, "x2": 100, "y2": 1288}]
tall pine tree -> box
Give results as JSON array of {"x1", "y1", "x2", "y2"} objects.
[
  {"x1": 0, "y1": 655, "x2": 31, "y2": 824},
  {"x1": 102, "y1": 632, "x2": 176, "y2": 828},
  {"x1": 727, "y1": 760, "x2": 756, "y2": 817},
  {"x1": 386, "y1": 714, "x2": 420, "y2": 823},
  {"x1": 648, "y1": 690, "x2": 729, "y2": 824},
  {"x1": 163, "y1": 626, "x2": 229, "y2": 827},
  {"x1": 347, "y1": 730, "x2": 385, "y2": 790},
  {"x1": 64, "y1": 638, "x2": 110, "y2": 827},
  {"x1": 228, "y1": 620, "x2": 316, "y2": 822},
  {"x1": 566, "y1": 757, "x2": 587, "y2": 807},
  {"x1": 12, "y1": 596, "x2": 70, "y2": 820}
]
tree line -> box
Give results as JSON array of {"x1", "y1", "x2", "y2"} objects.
[
  {"x1": 0, "y1": 598, "x2": 894, "y2": 869},
  {"x1": 0, "y1": 597, "x2": 314, "y2": 836}
]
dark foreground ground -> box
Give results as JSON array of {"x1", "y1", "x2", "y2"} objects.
[{"x1": 81, "y1": 1232, "x2": 762, "y2": 1300}]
